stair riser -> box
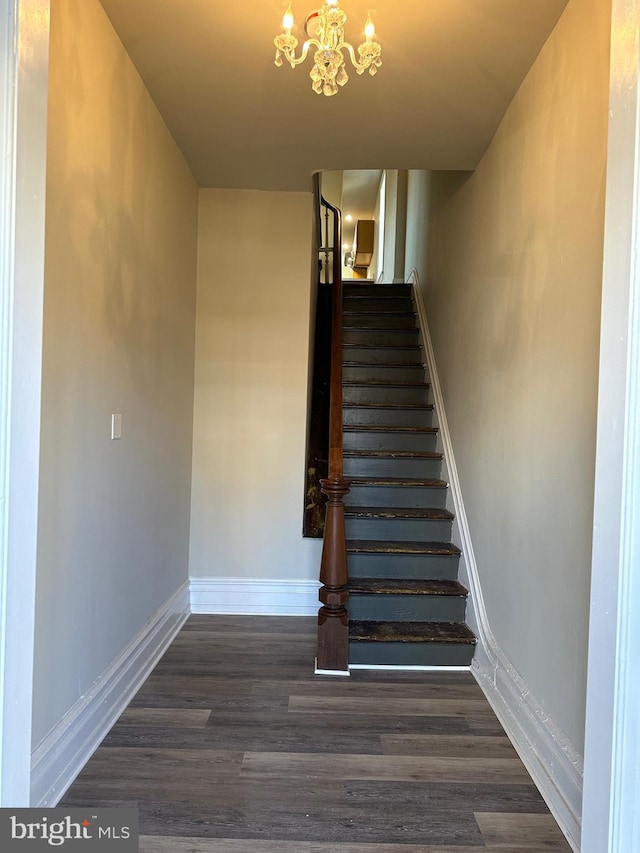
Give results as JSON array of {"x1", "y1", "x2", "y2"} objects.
[
  {"x1": 344, "y1": 431, "x2": 438, "y2": 452},
  {"x1": 345, "y1": 484, "x2": 448, "y2": 509},
  {"x1": 343, "y1": 406, "x2": 434, "y2": 428},
  {"x1": 348, "y1": 594, "x2": 467, "y2": 623},
  {"x1": 344, "y1": 285, "x2": 412, "y2": 299},
  {"x1": 347, "y1": 552, "x2": 459, "y2": 580},
  {"x1": 345, "y1": 517, "x2": 452, "y2": 542},
  {"x1": 343, "y1": 346, "x2": 422, "y2": 364},
  {"x1": 344, "y1": 314, "x2": 417, "y2": 330},
  {"x1": 343, "y1": 365, "x2": 426, "y2": 383},
  {"x1": 343, "y1": 298, "x2": 413, "y2": 313},
  {"x1": 344, "y1": 456, "x2": 442, "y2": 478},
  {"x1": 343, "y1": 386, "x2": 431, "y2": 406},
  {"x1": 349, "y1": 640, "x2": 475, "y2": 667},
  {"x1": 343, "y1": 329, "x2": 420, "y2": 346}
]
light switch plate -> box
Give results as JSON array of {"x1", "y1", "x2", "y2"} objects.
[{"x1": 111, "y1": 413, "x2": 122, "y2": 440}]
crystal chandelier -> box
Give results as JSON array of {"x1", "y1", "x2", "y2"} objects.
[{"x1": 274, "y1": 1, "x2": 382, "y2": 97}]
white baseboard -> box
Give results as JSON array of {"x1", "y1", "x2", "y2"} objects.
[
  {"x1": 30, "y1": 582, "x2": 190, "y2": 807},
  {"x1": 473, "y1": 646, "x2": 583, "y2": 852},
  {"x1": 350, "y1": 664, "x2": 471, "y2": 672},
  {"x1": 409, "y1": 269, "x2": 582, "y2": 853},
  {"x1": 190, "y1": 578, "x2": 320, "y2": 615},
  {"x1": 315, "y1": 659, "x2": 351, "y2": 677}
]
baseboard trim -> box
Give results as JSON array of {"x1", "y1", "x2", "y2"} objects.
[
  {"x1": 30, "y1": 582, "x2": 190, "y2": 807},
  {"x1": 410, "y1": 269, "x2": 582, "y2": 852},
  {"x1": 190, "y1": 578, "x2": 320, "y2": 615},
  {"x1": 349, "y1": 664, "x2": 471, "y2": 672},
  {"x1": 410, "y1": 270, "x2": 487, "y2": 645},
  {"x1": 315, "y1": 660, "x2": 351, "y2": 677},
  {"x1": 473, "y1": 647, "x2": 583, "y2": 852}
]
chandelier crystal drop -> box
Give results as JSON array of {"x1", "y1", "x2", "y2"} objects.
[{"x1": 274, "y1": 1, "x2": 382, "y2": 97}]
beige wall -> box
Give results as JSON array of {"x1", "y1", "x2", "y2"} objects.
[
  {"x1": 420, "y1": 0, "x2": 610, "y2": 753},
  {"x1": 404, "y1": 170, "x2": 431, "y2": 282},
  {"x1": 189, "y1": 189, "x2": 322, "y2": 583},
  {"x1": 370, "y1": 173, "x2": 385, "y2": 281},
  {"x1": 320, "y1": 171, "x2": 343, "y2": 210},
  {"x1": 33, "y1": 0, "x2": 198, "y2": 747}
]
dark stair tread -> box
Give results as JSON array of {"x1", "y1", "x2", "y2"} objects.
[
  {"x1": 343, "y1": 343, "x2": 421, "y2": 351},
  {"x1": 343, "y1": 402, "x2": 434, "y2": 410},
  {"x1": 344, "y1": 310, "x2": 416, "y2": 316},
  {"x1": 343, "y1": 380, "x2": 430, "y2": 389},
  {"x1": 343, "y1": 360, "x2": 425, "y2": 368},
  {"x1": 350, "y1": 620, "x2": 476, "y2": 644},
  {"x1": 344, "y1": 327, "x2": 418, "y2": 332},
  {"x1": 344, "y1": 292, "x2": 412, "y2": 298},
  {"x1": 344, "y1": 450, "x2": 442, "y2": 459},
  {"x1": 344, "y1": 425, "x2": 438, "y2": 434},
  {"x1": 345, "y1": 506, "x2": 454, "y2": 521},
  {"x1": 342, "y1": 296, "x2": 416, "y2": 316},
  {"x1": 348, "y1": 578, "x2": 467, "y2": 596},
  {"x1": 347, "y1": 540, "x2": 461, "y2": 556},
  {"x1": 349, "y1": 477, "x2": 448, "y2": 488}
]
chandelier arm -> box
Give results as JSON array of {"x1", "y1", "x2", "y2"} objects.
[
  {"x1": 287, "y1": 39, "x2": 319, "y2": 67},
  {"x1": 344, "y1": 42, "x2": 367, "y2": 72}
]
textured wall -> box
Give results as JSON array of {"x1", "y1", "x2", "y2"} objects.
[
  {"x1": 34, "y1": 0, "x2": 198, "y2": 747},
  {"x1": 420, "y1": 0, "x2": 610, "y2": 753}
]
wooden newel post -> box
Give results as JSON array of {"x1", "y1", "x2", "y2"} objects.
[{"x1": 317, "y1": 476, "x2": 351, "y2": 672}]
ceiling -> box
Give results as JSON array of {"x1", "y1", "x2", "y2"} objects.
[
  {"x1": 337, "y1": 169, "x2": 383, "y2": 249},
  {"x1": 99, "y1": 0, "x2": 567, "y2": 191},
  {"x1": 341, "y1": 170, "x2": 383, "y2": 220}
]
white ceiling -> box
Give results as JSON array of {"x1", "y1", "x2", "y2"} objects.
[
  {"x1": 341, "y1": 170, "x2": 383, "y2": 219},
  {"x1": 339, "y1": 169, "x2": 383, "y2": 249},
  {"x1": 99, "y1": 0, "x2": 567, "y2": 191}
]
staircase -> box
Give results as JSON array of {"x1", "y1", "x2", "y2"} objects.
[{"x1": 341, "y1": 281, "x2": 476, "y2": 667}]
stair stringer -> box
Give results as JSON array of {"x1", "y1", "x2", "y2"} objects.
[{"x1": 409, "y1": 270, "x2": 583, "y2": 853}]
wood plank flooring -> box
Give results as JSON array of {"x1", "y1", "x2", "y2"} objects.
[{"x1": 61, "y1": 615, "x2": 572, "y2": 851}]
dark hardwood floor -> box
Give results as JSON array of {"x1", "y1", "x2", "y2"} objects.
[{"x1": 62, "y1": 615, "x2": 573, "y2": 852}]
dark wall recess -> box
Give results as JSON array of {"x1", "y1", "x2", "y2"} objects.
[{"x1": 303, "y1": 280, "x2": 332, "y2": 537}]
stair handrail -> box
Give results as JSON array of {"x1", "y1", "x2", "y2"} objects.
[{"x1": 316, "y1": 193, "x2": 350, "y2": 673}]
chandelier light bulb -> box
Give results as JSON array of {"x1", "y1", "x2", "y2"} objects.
[
  {"x1": 364, "y1": 14, "x2": 375, "y2": 41},
  {"x1": 282, "y1": 5, "x2": 294, "y2": 33},
  {"x1": 274, "y1": 1, "x2": 382, "y2": 96}
]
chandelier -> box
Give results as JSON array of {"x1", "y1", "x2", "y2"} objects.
[{"x1": 274, "y1": 1, "x2": 382, "y2": 97}]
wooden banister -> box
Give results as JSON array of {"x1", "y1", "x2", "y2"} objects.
[{"x1": 316, "y1": 195, "x2": 350, "y2": 674}]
